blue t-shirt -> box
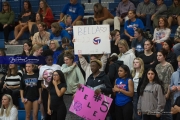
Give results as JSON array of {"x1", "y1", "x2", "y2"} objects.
[
  {"x1": 115, "y1": 78, "x2": 132, "y2": 106},
  {"x1": 62, "y1": 3, "x2": 84, "y2": 22},
  {"x1": 59, "y1": 22, "x2": 73, "y2": 36},
  {"x1": 50, "y1": 29, "x2": 71, "y2": 45},
  {"x1": 124, "y1": 18, "x2": 144, "y2": 37}
]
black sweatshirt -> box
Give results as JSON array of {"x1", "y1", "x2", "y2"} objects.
[{"x1": 86, "y1": 71, "x2": 112, "y2": 95}]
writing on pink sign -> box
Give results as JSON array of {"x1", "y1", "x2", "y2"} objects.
[{"x1": 69, "y1": 85, "x2": 112, "y2": 120}]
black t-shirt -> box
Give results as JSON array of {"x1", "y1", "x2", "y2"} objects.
[
  {"x1": 50, "y1": 82, "x2": 67, "y2": 110},
  {"x1": 20, "y1": 73, "x2": 41, "y2": 100},
  {"x1": 173, "y1": 96, "x2": 180, "y2": 120}
]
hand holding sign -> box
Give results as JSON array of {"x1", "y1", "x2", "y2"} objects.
[{"x1": 69, "y1": 85, "x2": 112, "y2": 120}]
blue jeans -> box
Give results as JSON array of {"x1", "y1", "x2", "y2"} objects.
[
  {"x1": 156, "y1": 43, "x2": 162, "y2": 52},
  {"x1": 133, "y1": 92, "x2": 142, "y2": 120},
  {"x1": 140, "y1": 14, "x2": 151, "y2": 30},
  {"x1": 173, "y1": 43, "x2": 180, "y2": 57},
  {"x1": 160, "y1": 99, "x2": 172, "y2": 120}
]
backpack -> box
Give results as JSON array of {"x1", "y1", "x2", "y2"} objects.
[{"x1": 86, "y1": 17, "x2": 95, "y2": 25}]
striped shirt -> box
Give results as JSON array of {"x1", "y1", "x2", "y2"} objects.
[{"x1": 4, "y1": 70, "x2": 23, "y2": 86}]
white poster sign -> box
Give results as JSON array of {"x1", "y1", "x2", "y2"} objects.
[{"x1": 73, "y1": 25, "x2": 111, "y2": 54}]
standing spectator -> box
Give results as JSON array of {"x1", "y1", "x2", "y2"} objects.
[
  {"x1": 0, "y1": 1, "x2": 15, "y2": 44},
  {"x1": 59, "y1": 0, "x2": 84, "y2": 26},
  {"x1": 20, "y1": 63, "x2": 41, "y2": 120},
  {"x1": 151, "y1": 0, "x2": 167, "y2": 28},
  {"x1": 118, "y1": 40, "x2": 136, "y2": 70},
  {"x1": 132, "y1": 58, "x2": 144, "y2": 120},
  {"x1": 112, "y1": 65, "x2": 134, "y2": 120},
  {"x1": 39, "y1": 50, "x2": 61, "y2": 120},
  {"x1": 114, "y1": 0, "x2": 135, "y2": 30},
  {"x1": 110, "y1": 30, "x2": 120, "y2": 55},
  {"x1": 170, "y1": 55, "x2": 180, "y2": 105},
  {"x1": 173, "y1": 26, "x2": 180, "y2": 56},
  {"x1": 0, "y1": 94, "x2": 18, "y2": 120},
  {"x1": 163, "y1": 40, "x2": 177, "y2": 70},
  {"x1": 93, "y1": 3, "x2": 114, "y2": 25},
  {"x1": 139, "y1": 40, "x2": 158, "y2": 71},
  {"x1": 2, "y1": 64, "x2": 23, "y2": 108},
  {"x1": 38, "y1": 0, "x2": 54, "y2": 28},
  {"x1": 156, "y1": 48, "x2": 174, "y2": 120},
  {"x1": 32, "y1": 22, "x2": 50, "y2": 46},
  {"x1": 9, "y1": 1, "x2": 35, "y2": 45},
  {"x1": 131, "y1": 28, "x2": 146, "y2": 56},
  {"x1": 29, "y1": 13, "x2": 43, "y2": 41},
  {"x1": 137, "y1": 68, "x2": 166, "y2": 120},
  {"x1": 50, "y1": 22, "x2": 70, "y2": 45},
  {"x1": 167, "y1": 0, "x2": 180, "y2": 27},
  {"x1": 136, "y1": 0, "x2": 156, "y2": 31},
  {"x1": 47, "y1": 70, "x2": 67, "y2": 120},
  {"x1": 122, "y1": 10, "x2": 144, "y2": 45},
  {"x1": 61, "y1": 50, "x2": 84, "y2": 119},
  {"x1": 152, "y1": 17, "x2": 171, "y2": 51}
]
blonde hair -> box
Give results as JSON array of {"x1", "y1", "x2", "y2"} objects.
[
  {"x1": 50, "y1": 40, "x2": 60, "y2": 49},
  {"x1": 177, "y1": 55, "x2": 180, "y2": 62},
  {"x1": 118, "y1": 39, "x2": 129, "y2": 57},
  {"x1": 30, "y1": 44, "x2": 43, "y2": 55},
  {"x1": 0, "y1": 94, "x2": 14, "y2": 117},
  {"x1": 132, "y1": 57, "x2": 144, "y2": 78},
  {"x1": 61, "y1": 15, "x2": 71, "y2": 24}
]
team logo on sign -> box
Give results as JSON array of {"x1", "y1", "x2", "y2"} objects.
[{"x1": 93, "y1": 37, "x2": 101, "y2": 45}]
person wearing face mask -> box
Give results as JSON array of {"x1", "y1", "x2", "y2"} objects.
[{"x1": 39, "y1": 50, "x2": 61, "y2": 120}]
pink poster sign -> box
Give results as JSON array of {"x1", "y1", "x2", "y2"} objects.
[{"x1": 69, "y1": 85, "x2": 113, "y2": 120}]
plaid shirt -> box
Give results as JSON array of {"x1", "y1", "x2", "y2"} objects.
[{"x1": 175, "y1": 26, "x2": 180, "y2": 40}]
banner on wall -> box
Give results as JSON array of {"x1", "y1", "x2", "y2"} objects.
[
  {"x1": 73, "y1": 25, "x2": 111, "y2": 54},
  {"x1": 69, "y1": 85, "x2": 113, "y2": 120}
]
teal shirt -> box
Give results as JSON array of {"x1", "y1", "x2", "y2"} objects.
[{"x1": 0, "y1": 11, "x2": 15, "y2": 25}]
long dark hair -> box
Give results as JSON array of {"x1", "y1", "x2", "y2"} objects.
[
  {"x1": 21, "y1": 42, "x2": 32, "y2": 56},
  {"x1": 119, "y1": 65, "x2": 132, "y2": 79},
  {"x1": 23, "y1": 0, "x2": 32, "y2": 12},
  {"x1": 94, "y1": 3, "x2": 103, "y2": 15},
  {"x1": 48, "y1": 70, "x2": 66, "y2": 89},
  {"x1": 140, "y1": 68, "x2": 165, "y2": 96}
]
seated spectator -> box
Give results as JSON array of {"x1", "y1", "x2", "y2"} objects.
[
  {"x1": 38, "y1": 0, "x2": 54, "y2": 28},
  {"x1": 114, "y1": 0, "x2": 135, "y2": 30},
  {"x1": 50, "y1": 22, "x2": 70, "y2": 45},
  {"x1": 21, "y1": 41, "x2": 32, "y2": 56},
  {"x1": 173, "y1": 26, "x2": 180, "y2": 56},
  {"x1": 172, "y1": 96, "x2": 180, "y2": 120},
  {"x1": 50, "y1": 38, "x2": 70, "y2": 64},
  {"x1": 30, "y1": 13, "x2": 43, "y2": 41},
  {"x1": 110, "y1": 30, "x2": 120, "y2": 55},
  {"x1": 0, "y1": 94, "x2": 18, "y2": 120},
  {"x1": 136, "y1": 0, "x2": 156, "y2": 31},
  {"x1": 121, "y1": 10, "x2": 144, "y2": 45},
  {"x1": 0, "y1": 49, "x2": 8, "y2": 79},
  {"x1": 2, "y1": 64, "x2": 23, "y2": 108},
  {"x1": 139, "y1": 40, "x2": 158, "y2": 71},
  {"x1": 170, "y1": 55, "x2": 180, "y2": 105},
  {"x1": 59, "y1": 0, "x2": 84, "y2": 26},
  {"x1": 167, "y1": 0, "x2": 180, "y2": 27},
  {"x1": 59, "y1": 15, "x2": 73, "y2": 37},
  {"x1": 9, "y1": 1, "x2": 35, "y2": 45},
  {"x1": 163, "y1": 40, "x2": 177, "y2": 70},
  {"x1": 32, "y1": 22, "x2": 50, "y2": 46},
  {"x1": 74, "y1": 20, "x2": 84, "y2": 26},
  {"x1": 152, "y1": 17, "x2": 171, "y2": 51},
  {"x1": 30, "y1": 44, "x2": 43, "y2": 56},
  {"x1": 151, "y1": 0, "x2": 167, "y2": 28},
  {"x1": 131, "y1": 28, "x2": 146, "y2": 56},
  {"x1": 94, "y1": 3, "x2": 114, "y2": 25},
  {"x1": 118, "y1": 39, "x2": 136, "y2": 70},
  {"x1": 0, "y1": 2, "x2": 15, "y2": 44}
]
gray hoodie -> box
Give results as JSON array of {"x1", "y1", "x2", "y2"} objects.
[
  {"x1": 137, "y1": 83, "x2": 166, "y2": 114},
  {"x1": 170, "y1": 68, "x2": 180, "y2": 104}
]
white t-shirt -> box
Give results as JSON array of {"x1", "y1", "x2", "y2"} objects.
[
  {"x1": 133, "y1": 72, "x2": 139, "y2": 92},
  {"x1": 38, "y1": 64, "x2": 61, "y2": 87},
  {"x1": 0, "y1": 106, "x2": 18, "y2": 120}
]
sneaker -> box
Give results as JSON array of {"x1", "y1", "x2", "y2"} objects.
[
  {"x1": 9, "y1": 39, "x2": 15, "y2": 45},
  {"x1": 12, "y1": 40, "x2": 18, "y2": 45}
]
